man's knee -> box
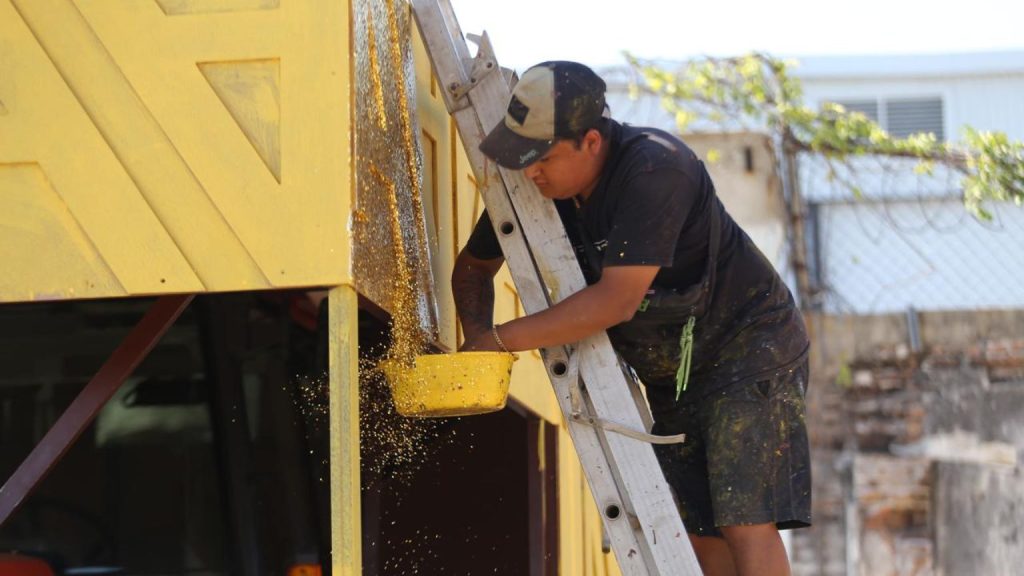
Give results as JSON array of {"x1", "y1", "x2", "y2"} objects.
[
  {"x1": 688, "y1": 534, "x2": 737, "y2": 576},
  {"x1": 689, "y1": 533, "x2": 730, "y2": 555},
  {"x1": 719, "y1": 523, "x2": 790, "y2": 576},
  {"x1": 719, "y1": 522, "x2": 780, "y2": 547}
]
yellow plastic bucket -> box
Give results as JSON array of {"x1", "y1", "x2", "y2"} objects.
[{"x1": 380, "y1": 352, "x2": 516, "y2": 417}]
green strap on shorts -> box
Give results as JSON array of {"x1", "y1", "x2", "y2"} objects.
[{"x1": 675, "y1": 316, "x2": 695, "y2": 400}]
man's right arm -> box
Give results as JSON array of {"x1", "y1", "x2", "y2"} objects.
[{"x1": 451, "y1": 248, "x2": 504, "y2": 343}]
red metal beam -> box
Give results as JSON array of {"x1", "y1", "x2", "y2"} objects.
[{"x1": 0, "y1": 294, "x2": 194, "y2": 526}]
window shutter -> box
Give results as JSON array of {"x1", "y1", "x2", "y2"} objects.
[
  {"x1": 885, "y1": 97, "x2": 944, "y2": 140},
  {"x1": 833, "y1": 99, "x2": 880, "y2": 123}
]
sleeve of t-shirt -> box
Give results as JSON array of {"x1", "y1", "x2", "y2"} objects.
[
  {"x1": 603, "y1": 167, "x2": 697, "y2": 268},
  {"x1": 464, "y1": 210, "x2": 504, "y2": 260}
]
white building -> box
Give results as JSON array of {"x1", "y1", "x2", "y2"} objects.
[
  {"x1": 603, "y1": 50, "x2": 1024, "y2": 315},
  {"x1": 796, "y1": 51, "x2": 1024, "y2": 314}
]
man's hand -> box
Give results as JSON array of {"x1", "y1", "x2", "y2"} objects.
[{"x1": 459, "y1": 328, "x2": 502, "y2": 352}]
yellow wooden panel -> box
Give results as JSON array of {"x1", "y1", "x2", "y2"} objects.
[
  {"x1": 0, "y1": 164, "x2": 123, "y2": 300},
  {"x1": 198, "y1": 59, "x2": 282, "y2": 183},
  {"x1": 412, "y1": 24, "x2": 457, "y2": 351},
  {"x1": 74, "y1": 0, "x2": 350, "y2": 289},
  {"x1": 0, "y1": 0, "x2": 203, "y2": 300},
  {"x1": 154, "y1": 0, "x2": 279, "y2": 15},
  {"x1": 0, "y1": 0, "x2": 351, "y2": 302}
]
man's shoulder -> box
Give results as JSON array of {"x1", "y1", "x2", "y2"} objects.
[{"x1": 613, "y1": 122, "x2": 701, "y2": 175}]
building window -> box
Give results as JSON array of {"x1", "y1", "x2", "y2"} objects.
[
  {"x1": 833, "y1": 99, "x2": 880, "y2": 123},
  {"x1": 831, "y1": 97, "x2": 944, "y2": 140},
  {"x1": 886, "y1": 97, "x2": 944, "y2": 140}
]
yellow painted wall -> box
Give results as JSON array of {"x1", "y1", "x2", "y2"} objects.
[
  {"x1": 0, "y1": 0, "x2": 351, "y2": 302},
  {"x1": 410, "y1": 22, "x2": 620, "y2": 576}
]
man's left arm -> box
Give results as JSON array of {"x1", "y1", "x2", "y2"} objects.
[
  {"x1": 460, "y1": 264, "x2": 659, "y2": 352},
  {"x1": 461, "y1": 164, "x2": 691, "y2": 353}
]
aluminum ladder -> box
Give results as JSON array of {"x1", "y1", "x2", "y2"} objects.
[{"x1": 410, "y1": 1, "x2": 703, "y2": 574}]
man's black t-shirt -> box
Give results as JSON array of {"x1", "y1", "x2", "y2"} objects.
[{"x1": 466, "y1": 120, "x2": 808, "y2": 400}]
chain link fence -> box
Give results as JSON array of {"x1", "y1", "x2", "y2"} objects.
[{"x1": 799, "y1": 152, "x2": 1024, "y2": 315}]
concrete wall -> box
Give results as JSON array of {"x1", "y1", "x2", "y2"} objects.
[
  {"x1": 683, "y1": 132, "x2": 790, "y2": 273},
  {"x1": 793, "y1": 310, "x2": 1024, "y2": 575},
  {"x1": 934, "y1": 462, "x2": 1024, "y2": 575}
]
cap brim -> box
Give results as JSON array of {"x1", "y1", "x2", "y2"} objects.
[{"x1": 479, "y1": 119, "x2": 554, "y2": 169}]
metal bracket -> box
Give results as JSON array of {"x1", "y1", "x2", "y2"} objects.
[
  {"x1": 567, "y1": 352, "x2": 686, "y2": 445},
  {"x1": 447, "y1": 31, "x2": 499, "y2": 109}
]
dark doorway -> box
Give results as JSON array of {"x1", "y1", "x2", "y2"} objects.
[{"x1": 362, "y1": 408, "x2": 531, "y2": 575}]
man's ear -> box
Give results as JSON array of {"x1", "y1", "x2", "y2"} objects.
[{"x1": 583, "y1": 128, "x2": 603, "y2": 155}]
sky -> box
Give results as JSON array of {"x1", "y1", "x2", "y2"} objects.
[{"x1": 448, "y1": 0, "x2": 1024, "y2": 71}]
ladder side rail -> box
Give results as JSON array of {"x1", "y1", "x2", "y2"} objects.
[
  {"x1": 442, "y1": 78, "x2": 659, "y2": 575},
  {"x1": 457, "y1": 128, "x2": 655, "y2": 575}
]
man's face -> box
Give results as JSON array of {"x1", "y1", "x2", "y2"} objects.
[{"x1": 522, "y1": 133, "x2": 604, "y2": 200}]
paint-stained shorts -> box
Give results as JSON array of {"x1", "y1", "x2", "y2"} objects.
[{"x1": 649, "y1": 359, "x2": 812, "y2": 537}]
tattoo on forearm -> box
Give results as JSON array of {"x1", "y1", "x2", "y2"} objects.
[{"x1": 453, "y1": 266, "x2": 495, "y2": 337}]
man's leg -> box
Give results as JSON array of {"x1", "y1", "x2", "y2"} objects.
[
  {"x1": 700, "y1": 361, "x2": 811, "y2": 575},
  {"x1": 720, "y1": 523, "x2": 790, "y2": 576},
  {"x1": 689, "y1": 534, "x2": 737, "y2": 576},
  {"x1": 651, "y1": 360, "x2": 810, "y2": 574}
]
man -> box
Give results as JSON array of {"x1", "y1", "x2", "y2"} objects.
[{"x1": 452, "y1": 61, "x2": 810, "y2": 576}]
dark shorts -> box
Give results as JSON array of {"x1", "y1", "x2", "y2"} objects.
[{"x1": 649, "y1": 359, "x2": 812, "y2": 537}]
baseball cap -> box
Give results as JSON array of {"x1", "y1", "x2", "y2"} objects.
[{"x1": 479, "y1": 61, "x2": 607, "y2": 169}]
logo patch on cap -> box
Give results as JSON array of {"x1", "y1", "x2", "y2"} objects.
[{"x1": 508, "y1": 95, "x2": 530, "y2": 126}]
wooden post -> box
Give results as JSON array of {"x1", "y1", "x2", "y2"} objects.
[
  {"x1": 778, "y1": 137, "x2": 814, "y2": 309},
  {"x1": 329, "y1": 284, "x2": 362, "y2": 575}
]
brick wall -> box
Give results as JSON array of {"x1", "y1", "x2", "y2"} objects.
[{"x1": 791, "y1": 310, "x2": 1024, "y2": 575}]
